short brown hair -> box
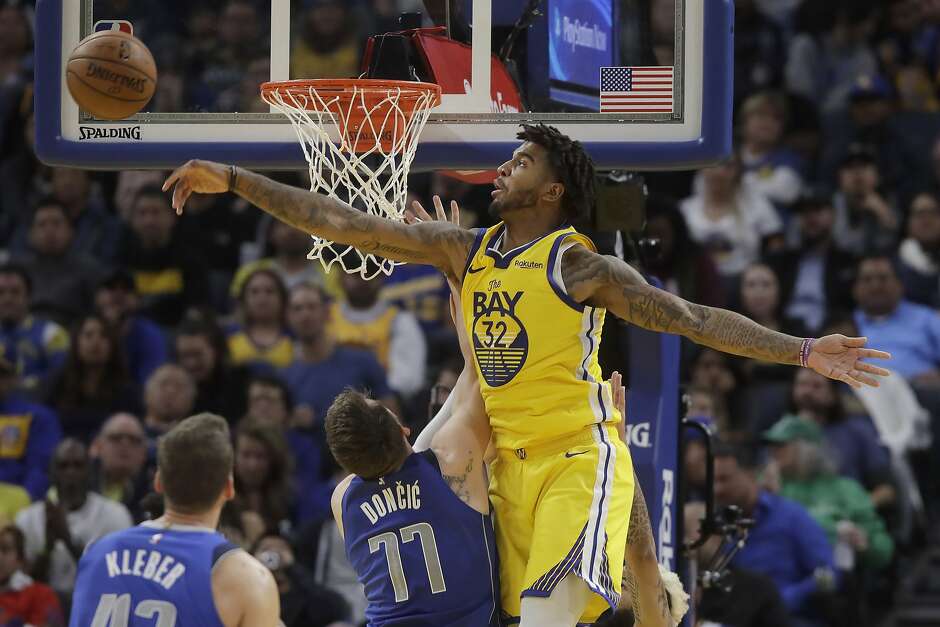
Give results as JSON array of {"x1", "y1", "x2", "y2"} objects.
[
  {"x1": 157, "y1": 413, "x2": 233, "y2": 513},
  {"x1": 325, "y1": 390, "x2": 407, "y2": 480}
]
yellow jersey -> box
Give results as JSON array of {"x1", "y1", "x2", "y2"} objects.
[
  {"x1": 328, "y1": 302, "x2": 398, "y2": 368},
  {"x1": 461, "y1": 223, "x2": 620, "y2": 451}
]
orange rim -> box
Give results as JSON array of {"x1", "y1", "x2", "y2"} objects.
[{"x1": 260, "y1": 78, "x2": 442, "y2": 110}]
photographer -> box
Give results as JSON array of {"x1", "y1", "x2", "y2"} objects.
[{"x1": 252, "y1": 530, "x2": 351, "y2": 627}]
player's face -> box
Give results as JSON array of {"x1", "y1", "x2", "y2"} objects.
[{"x1": 490, "y1": 142, "x2": 554, "y2": 219}]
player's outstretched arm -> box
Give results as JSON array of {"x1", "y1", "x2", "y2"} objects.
[
  {"x1": 212, "y1": 549, "x2": 281, "y2": 627},
  {"x1": 561, "y1": 245, "x2": 891, "y2": 388},
  {"x1": 162, "y1": 160, "x2": 473, "y2": 272}
]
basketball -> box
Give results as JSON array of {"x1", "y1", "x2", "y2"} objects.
[{"x1": 66, "y1": 30, "x2": 157, "y2": 120}]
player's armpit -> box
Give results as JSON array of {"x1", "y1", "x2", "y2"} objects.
[
  {"x1": 212, "y1": 550, "x2": 281, "y2": 627},
  {"x1": 560, "y1": 245, "x2": 803, "y2": 365}
]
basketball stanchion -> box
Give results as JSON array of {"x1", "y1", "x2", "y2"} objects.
[{"x1": 261, "y1": 79, "x2": 442, "y2": 279}]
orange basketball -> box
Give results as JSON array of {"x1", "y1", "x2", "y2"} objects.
[{"x1": 66, "y1": 30, "x2": 157, "y2": 120}]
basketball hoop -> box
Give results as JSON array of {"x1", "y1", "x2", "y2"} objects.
[{"x1": 260, "y1": 79, "x2": 442, "y2": 279}]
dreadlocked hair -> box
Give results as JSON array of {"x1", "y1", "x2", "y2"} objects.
[{"x1": 517, "y1": 123, "x2": 596, "y2": 224}]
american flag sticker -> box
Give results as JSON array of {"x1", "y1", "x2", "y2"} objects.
[
  {"x1": 599, "y1": 66, "x2": 674, "y2": 113},
  {"x1": 93, "y1": 20, "x2": 134, "y2": 35}
]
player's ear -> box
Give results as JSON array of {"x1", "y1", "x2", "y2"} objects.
[
  {"x1": 153, "y1": 470, "x2": 164, "y2": 495},
  {"x1": 223, "y1": 473, "x2": 235, "y2": 501},
  {"x1": 542, "y1": 181, "x2": 565, "y2": 204}
]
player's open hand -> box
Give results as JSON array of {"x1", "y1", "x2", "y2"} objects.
[
  {"x1": 406, "y1": 195, "x2": 461, "y2": 227},
  {"x1": 807, "y1": 334, "x2": 891, "y2": 388},
  {"x1": 162, "y1": 159, "x2": 232, "y2": 214}
]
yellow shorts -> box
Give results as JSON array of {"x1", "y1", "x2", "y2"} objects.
[{"x1": 490, "y1": 424, "x2": 634, "y2": 624}]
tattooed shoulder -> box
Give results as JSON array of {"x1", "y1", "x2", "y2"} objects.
[{"x1": 442, "y1": 455, "x2": 474, "y2": 505}]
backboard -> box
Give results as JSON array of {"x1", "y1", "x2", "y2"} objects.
[{"x1": 34, "y1": 0, "x2": 734, "y2": 171}]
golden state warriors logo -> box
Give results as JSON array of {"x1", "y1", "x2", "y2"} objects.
[{"x1": 471, "y1": 290, "x2": 528, "y2": 386}]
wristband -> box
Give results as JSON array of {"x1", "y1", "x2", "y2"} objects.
[
  {"x1": 229, "y1": 165, "x2": 238, "y2": 192},
  {"x1": 800, "y1": 338, "x2": 815, "y2": 368}
]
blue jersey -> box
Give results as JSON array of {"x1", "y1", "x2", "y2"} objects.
[
  {"x1": 69, "y1": 522, "x2": 237, "y2": 627},
  {"x1": 343, "y1": 450, "x2": 499, "y2": 627}
]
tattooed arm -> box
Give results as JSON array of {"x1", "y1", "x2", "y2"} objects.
[
  {"x1": 162, "y1": 160, "x2": 474, "y2": 274},
  {"x1": 622, "y1": 478, "x2": 671, "y2": 627},
  {"x1": 560, "y1": 245, "x2": 891, "y2": 387}
]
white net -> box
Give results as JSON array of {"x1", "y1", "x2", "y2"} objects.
[{"x1": 261, "y1": 80, "x2": 440, "y2": 279}]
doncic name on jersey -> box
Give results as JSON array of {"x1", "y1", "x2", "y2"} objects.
[
  {"x1": 359, "y1": 479, "x2": 423, "y2": 525},
  {"x1": 471, "y1": 288, "x2": 529, "y2": 387}
]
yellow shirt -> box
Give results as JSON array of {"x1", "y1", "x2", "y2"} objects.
[
  {"x1": 227, "y1": 329, "x2": 295, "y2": 369},
  {"x1": 328, "y1": 303, "x2": 398, "y2": 369},
  {"x1": 461, "y1": 223, "x2": 620, "y2": 451}
]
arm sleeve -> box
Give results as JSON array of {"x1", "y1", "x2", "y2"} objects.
[
  {"x1": 780, "y1": 505, "x2": 835, "y2": 612},
  {"x1": 386, "y1": 312, "x2": 427, "y2": 397},
  {"x1": 24, "y1": 407, "x2": 62, "y2": 501},
  {"x1": 413, "y1": 381, "x2": 459, "y2": 452}
]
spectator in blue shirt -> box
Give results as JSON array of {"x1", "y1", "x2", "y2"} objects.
[
  {"x1": 280, "y1": 282, "x2": 396, "y2": 466},
  {"x1": 714, "y1": 441, "x2": 835, "y2": 624},
  {"x1": 853, "y1": 254, "x2": 940, "y2": 382},
  {"x1": 0, "y1": 353, "x2": 62, "y2": 501},
  {"x1": 0, "y1": 264, "x2": 69, "y2": 395},
  {"x1": 94, "y1": 269, "x2": 169, "y2": 386},
  {"x1": 853, "y1": 254, "x2": 940, "y2": 516}
]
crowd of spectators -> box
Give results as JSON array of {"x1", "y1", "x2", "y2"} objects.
[{"x1": 2, "y1": 0, "x2": 940, "y2": 625}]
